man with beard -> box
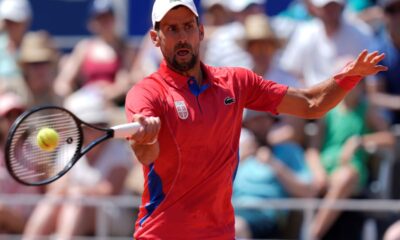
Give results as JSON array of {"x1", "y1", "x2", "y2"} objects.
[{"x1": 125, "y1": 0, "x2": 387, "y2": 239}]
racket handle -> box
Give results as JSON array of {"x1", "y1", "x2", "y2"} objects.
[{"x1": 111, "y1": 122, "x2": 142, "y2": 139}]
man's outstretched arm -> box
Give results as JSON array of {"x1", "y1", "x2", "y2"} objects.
[{"x1": 277, "y1": 50, "x2": 388, "y2": 119}]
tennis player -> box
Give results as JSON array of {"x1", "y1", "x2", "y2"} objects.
[{"x1": 125, "y1": 0, "x2": 387, "y2": 239}]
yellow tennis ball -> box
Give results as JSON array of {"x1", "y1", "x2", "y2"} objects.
[{"x1": 37, "y1": 127, "x2": 59, "y2": 151}]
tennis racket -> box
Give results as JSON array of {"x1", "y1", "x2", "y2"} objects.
[{"x1": 5, "y1": 105, "x2": 141, "y2": 186}]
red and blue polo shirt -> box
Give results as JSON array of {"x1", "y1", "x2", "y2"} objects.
[{"x1": 125, "y1": 60, "x2": 288, "y2": 240}]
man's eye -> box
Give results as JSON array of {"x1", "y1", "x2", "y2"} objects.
[
  {"x1": 168, "y1": 26, "x2": 177, "y2": 32},
  {"x1": 185, "y1": 24, "x2": 193, "y2": 30}
]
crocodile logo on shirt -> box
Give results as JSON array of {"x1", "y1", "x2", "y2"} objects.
[
  {"x1": 224, "y1": 97, "x2": 236, "y2": 105},
  {"x1": 174, "y1": 101, "x2": 189, "y2": 120}
]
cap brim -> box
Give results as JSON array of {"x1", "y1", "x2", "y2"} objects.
[
  {"x1": 20, "y1": 51, "x2": 56, "y2": 63},
  {"x1": 2, "y1": 14, "x2": 29, "y2": 22}
]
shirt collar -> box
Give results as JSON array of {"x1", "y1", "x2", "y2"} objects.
[{"x1": 158, "y1": 60, "x2": 213, "y2": 89}]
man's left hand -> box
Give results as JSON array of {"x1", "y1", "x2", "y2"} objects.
[{"x1": 342, "y1": 50, "x2": 388, "y2": 77}]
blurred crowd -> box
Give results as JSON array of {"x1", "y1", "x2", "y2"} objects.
[{"x1": 0, "y1": 0, "x2": 400, "y2": 239}]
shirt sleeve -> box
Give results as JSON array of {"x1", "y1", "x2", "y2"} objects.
[
  {"x1": 236, "y1": 67, "x2": 288, "y2": 115},
  {"x1": 125, "y1": 80, "x2": 161, "y2": 122}
]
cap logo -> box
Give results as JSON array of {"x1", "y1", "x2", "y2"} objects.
[{"x1": 174, "y1": 101, "x2": 189, "y2": 120}]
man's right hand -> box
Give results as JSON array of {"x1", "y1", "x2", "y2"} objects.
[
  {"x1": 130, "y1": 114, "x2": 161, "y2": 145},
  {"x1": 129, "y1": 114, "x2": 161, "y2": 166}
]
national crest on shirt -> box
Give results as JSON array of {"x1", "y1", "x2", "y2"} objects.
[{"x1": 174, "y1": 101, "x2": 188, "y2": 120}]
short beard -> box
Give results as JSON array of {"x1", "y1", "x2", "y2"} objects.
[
  {"x1": 169, "y1": 54, "x2": 197, "y2": 72},
  {"x1": 167, "y1": 43, "x2": 198, "y2": 72}
]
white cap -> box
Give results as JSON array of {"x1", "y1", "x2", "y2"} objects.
[
  {"x1": 64, "y1": 86, "x2": 110, "y2": 124},
  {"x1": 152, "y1": 0, "x2": 198, "y2": 27},
  {"x1": 0, "y1": 0, "x2": 32, "y2": 22},
  {"x1": 89, "y1": 0, "x2": 114, "y2": 18},
  {"x1": 310, "y1": 0, "x2": 345, "y2": 7},
  {"x1": 228, "y1": 0, "x2": 266, "y2": 12}
]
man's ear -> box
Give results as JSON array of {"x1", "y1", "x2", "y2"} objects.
[
  {"x1": 199, "y1": 24, "x2": 205, "y2": 41},
  {"x1": 150, "y1": 30, "x2": 160, "y2": 47}
]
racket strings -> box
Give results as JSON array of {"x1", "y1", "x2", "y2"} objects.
[{"x1": 8, "y1": 109, "x2": 81, "y2": 184}]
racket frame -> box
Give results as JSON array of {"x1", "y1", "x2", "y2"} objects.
[{"x1": 5, "y1": 105, "x2": 116, "y2": 186}]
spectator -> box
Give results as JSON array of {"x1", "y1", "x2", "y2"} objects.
[
  {"x1": 200, "y1": 0, "x2": 233, "y2": 59},
  {"x1": 369, "y1": 4, "x2": 400, "y2": 237},
  {"x1": 238, "y1": 127, "x2": 259, "y2": 161},
  {"x1": 0, "y1": 92, "x2": 42, "y2": 234},
  {"x1": 243, "y1": 14, "x2": 291, "y2": 85},
  {"x1": 242, "y1": 110, "x2": 275, "y2": 146},
  {"x1": 367, "y1": 0, "x2": 400, "y2": 126},
  {"x1": 203, "y1": 0, "x2": 266, "y2": 69},
  {"x1": 19, "y1": 30, "x2": 60, "y2": 107},
  {"x1": 53, "y1": 0, "x2": 134, "y2": 106},
  {"x1": 346, "y1": 0, "x2": 384, "y2": 32},
  {"x1": 280, "y1": 0, "x2": 375, "y2": 87},
  {"x1": 273, "y1": 0, "x2": 382, "y2": 38},
  {"x1": 347, "y1": 0, "x2": 375, "y2": 13},
  {"x1": 307, "y1": 82, "x2": 395, "y2": 239},
  {"x1": 130, "y1": 31, "x2": 163, "y2": 85},
  {"x1": 271, "y1": 0, "x2": 315, "y2": 40},
  {"x1": 23, "y1": 87, "x2": 135, "y2": 239},
  {"x1": 243, "y1": 14, "x2": 307, "y2": 146},
  {"x1": 0, "y1": 0, "x2": 33, "y2": 103},
  {"x1": 201, "y1": 0, "x2": 233, "y2": 27},
  {"x1": 234, "y1": 117, "x2": 317, "y2": 239}
]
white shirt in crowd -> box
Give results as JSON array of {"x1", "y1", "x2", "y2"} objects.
[
  {"x1": 203, "y1": 21, "x2": 253, "y2": 69},
  {"x1": 280, "y1": 17, "x2": 375, "y2": 87}
]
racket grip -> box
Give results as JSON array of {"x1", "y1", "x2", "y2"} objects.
[{"x1": 111, "y1": 122, "x2": 142, "y2": 139}]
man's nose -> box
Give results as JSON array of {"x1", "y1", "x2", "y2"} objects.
[{"x1": 176, "y1": 30, "x2": 189, "y2": 43}]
